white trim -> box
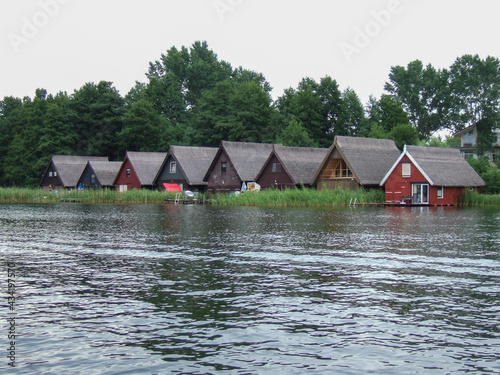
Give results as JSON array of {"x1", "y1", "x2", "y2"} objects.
[
  {"x1": 380, "y1": 144, "x2": 434, "y2": 186},
  {"x1": 380, "y1": 145, "x2": 407, "y2": 186},
  {"x1": 405, "y1": 150, "x2": 434, "y2": 185}
]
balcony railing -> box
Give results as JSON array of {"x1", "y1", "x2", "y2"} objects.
[{"x1": 320, "y1": 169, "x2": 353, "y2": 179}]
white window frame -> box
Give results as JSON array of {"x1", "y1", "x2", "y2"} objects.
[
  {"x1": 170, "y1": 162, "x2": 176, "y2": 174},
  {"x1": 402, "y1": 162, "x2": 411, "y2": 177},
  {"x1": 437, "y1": 186, "x2": 444, "y2": 199}
]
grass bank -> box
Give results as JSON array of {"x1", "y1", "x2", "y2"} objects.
[
  {"x1": 1, "y1": 187, "x2": 498, "y2": 207},
  {"x1": 460, "y1": 190, "x2": 500, "y2": 206},
  {"x1": 213, "y1": 187, "x2": 386, "y2": 207},
  {"x1": 0, "y1": 187, "x2": 178, "y2": 204}
]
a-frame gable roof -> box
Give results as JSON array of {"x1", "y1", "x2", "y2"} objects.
[
  {"x1": 119, "y1": 151, "x2": 167, "y2": 186},
  {"x1": 157, "y1": 146, "x2": 218, "y2": 186},
  {"x1": 87, "y1": 161, "x2": 122, "y2": 186},
  {"x1": 257, "y1": 145, "x2": 328, "y2": 184},
  {"x1": 205, "y1": 141, "x2": 275, "y2": 182},
  {"x1": 313, "y1": 136, "x2": 401, "y2": 186},
  {"x1": 45, "y1": 155, "x2": 109, "y2": 187},
  {"x1": 381, "y1": 145, "x2": 485, "y2": 187}
]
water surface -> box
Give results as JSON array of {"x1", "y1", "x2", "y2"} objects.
[{"x1": 1, "y1": 203, "x2": 499, "y2": 374}]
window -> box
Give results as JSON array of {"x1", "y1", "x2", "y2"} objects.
[
  {"x1": 54, "y1": 171, "x2": 57, "y2": 177},
  {"x1": 126, "y1": 168, "x2": 131, "y2": 178},
  {"x1": 90, "y1": 173, "x2": 96, "y2": 185},
  {"x1": 402, "y1": 162, "x2": 411, "y2": 177},
  {"x1": 334, "y1": 160, "x2": 351, "y2": 178},
  {"x1": 437, "y1": 186, "x2": 444, "y2": 199},
  {"x1": 170, "y1": 162, "x2": 176, "y2": 173},
  {"x1": 49, "y1": 171, "x2": 53, "y2": 177},
  {"x1": 272, "y1": 162, "x2": 281, "y2": 173},
  {"x1": 412, "y1": 183, "x2": 429, "y2": 204},
  {"x1": 221, "y1": 162, "x2": 227, "y2": 174}
]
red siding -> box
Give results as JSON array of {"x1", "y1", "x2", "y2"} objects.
[
  {"x1": 114, "y1": 158, "x2": 141, "y2": 190},
  {"x1": 383, "y1": 155, "x2": 475, "y2": 206},
  {"x1": 256, "y1": 154, "x2": 294, "y2": 189}
]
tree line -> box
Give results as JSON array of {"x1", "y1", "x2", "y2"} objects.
[{"x1": 1, "y1": 41, "x2": 499, "y2": 187}]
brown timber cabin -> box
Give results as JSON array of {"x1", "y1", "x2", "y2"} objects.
[
  {"x1": 113, "y1": 151, "x2": 167, "y2": 192},
  {"x1": 154, "y1": 145, "x2": 218, "y2": 192},
  {"x1": 255, "y1": 145, "x2": 328, "y2": 189},
  {"x1": 312, "y1": 136, "x2": 401, "y2": 190},
  {"x1": 77, "y1": 160, "x2": 122, "y2": 190},
  {"x1": 40, "y1": 155, "x2": 109, "y2": 190},
  {"x1": 203, "y1": 141, "x2": 275, "y2": 194}
]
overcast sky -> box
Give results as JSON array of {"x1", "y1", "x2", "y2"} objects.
[{"x1": 2, "y1": 0, "x2": 500, "y2": 105}]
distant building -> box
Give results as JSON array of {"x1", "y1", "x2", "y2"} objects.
[
  {"x1": 454, "y1": 124, "x2": 500, "y2": 163},
  {"x1": 312, "y1": 136, "x2": 401, "y2": 190},
  {"x1": 78, "y1": 160, "x2": 122, "y2": 190},
  {"x1": 381, "y1": 145, "x2": 485, "y2": 206},
  {"x1": 154, "y1": 145, "x2": 218, "y2": 192},
  {"x1": 40, "y1": 155, "x2": 109, "y2": 190},
  {"x1": 255, "y1": 145, "x2": 328, "y2": 189},
  {"x1": 203, "y1": 141, "x2": 275, "y2": 195},
  {"x1": 113, "y1": 151, "x2": 167, "y2": 192}
]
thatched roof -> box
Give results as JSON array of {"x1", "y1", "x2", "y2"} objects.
[
  {"x1": 87, "y1": 161, "x2": 122, "y2": 186},
  {"x1": 216, "y1": 141, "x2": 275, "y2": 181},
  {"x1": 126, "y1": 151, "x2": 167, "y2": 185},
  {"x1": 313, "y1": 136, "x2": 401, "y2": 186},
  {"x1": 381, "y1": 145, "x2": 485, "y2": 187},
  {"x1": 266, "y1": 145, "x2": 329, "y2": 184},
  {"x1": 50, "y1": 155, "x2": 108, "y2": 187},
  {"x1": 161, "y1": 146, "x2": 218, "y2": 186}
]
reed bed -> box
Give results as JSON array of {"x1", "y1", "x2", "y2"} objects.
[
  {"x1": 460, "y1": 190, "x2": 500, "y2": 206},
  {"x1": 213, "y1": 187, "x2": 386, "y2": 207},
  {"x1": 1, "y1": 187, "x2": 498, "y2": 207},
  {"x1": 0, "y1": 187, "x2": 178, "y2": 204}
]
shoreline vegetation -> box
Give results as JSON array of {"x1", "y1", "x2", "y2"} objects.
[{"x1": 0, "y1": 187, "x2": 499, "y2": 207}]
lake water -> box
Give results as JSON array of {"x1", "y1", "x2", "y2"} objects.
[{"x1": 1, "y1": 203, "x2": 499, "y2": 374}]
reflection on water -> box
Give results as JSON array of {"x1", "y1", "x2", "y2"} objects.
[{"x1": 1, "y1": 203, "x2": 499, "y2": 374}]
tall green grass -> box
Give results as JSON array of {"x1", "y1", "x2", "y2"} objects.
[
  {"x1": 0, "y1": 187, "x2": 179, "y2": 204},
  {"x1": 1, "y1": 187, "x2": 498, "y2": 206},
  {"x1": 460, "y1": 190, "x2": 500, "y2": 206},
  {"x1": 213, "y1": 187, "x2": 386, "y2": 207}
]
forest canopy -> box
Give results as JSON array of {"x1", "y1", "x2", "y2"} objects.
[{"x1": 1, "y1": 41, "x2": 499, "y2": 186}]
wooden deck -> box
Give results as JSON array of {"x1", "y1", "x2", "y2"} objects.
[
  {"x1": 362, "y1": 202, "x2": 457, "y2": 207},
  {"x1": 164, "y1": 198, "x2": 208, "y2": 205}
]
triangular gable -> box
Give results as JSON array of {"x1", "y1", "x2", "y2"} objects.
[
  {"x1": 381, "y1": 145, "x2": 485, "y2": 187},
  {"x1": 313, "y1": 136, "x2": 400, "y2": 186},
  {"x1": 115, "y1": 151, "x2": 167, "y2": 186},
  {"x1": 257, "y1": 145, "x2": 328, "y2": 185},
  {"x1": 203, "y1": 141, "x2": 274, "y2": 182},
  {"x1": 254, "y1": 148, "x2": 294, "y2": 184},
  {"x1": 157, "y1": 146, "x2": 217, "y2": 186},
  {"x1": 312, "y1": 140, "x2": 361, "y2": 185},
  {"x1": 40, "y1": 155, "x2": 108, "y2": 188},
  {"x1": 380, "y1": 145, "x2": 433, "y2": 186}
]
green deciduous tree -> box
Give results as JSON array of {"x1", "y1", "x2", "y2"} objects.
[
  {"x1": 337, "y1": 88, "x2": 366, "y2": 137},
  {"x1": 274, "y1": 76, "x2": 348, "y2": 147},
  {"x1": 0, "y1": 96, "x2": 23, "y2": 185},
  {"x1": 276, "y1": 118, "x2": 317, "y2": 147},
  {"x1": 388, "y1": 123, "x2": 419, "y2": 150},
  {"x1": 449, "y1": 55, "x2": 500, "y2": 156},
  {"x1": 385, "y1": 60, "x2": 451, "y2": 138},
  {"x1": 191, "y1": 79, "x2": 273, "y2": 146},
  {"x1": 119, "y1": 99, "x2": 171, "y2": 152},
  {"x1": 68, "y1": 81, "x2": 125, "y2": 159}
]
